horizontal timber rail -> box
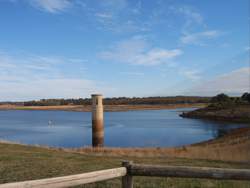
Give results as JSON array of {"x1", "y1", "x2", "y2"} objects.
[
  {"x1": 129, "y1": 163, "x2": 250, "y2": 180},
  {"x1": 0, "y1": 161, "x2": 250, "y2": 188},
  {"x1": 0, "y1": 167, "x2": 126, "y2": 188}
]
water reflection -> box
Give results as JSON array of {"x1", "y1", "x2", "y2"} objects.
[{"x1": 0, "y1": 109, "x2": 246, "y2": 148}]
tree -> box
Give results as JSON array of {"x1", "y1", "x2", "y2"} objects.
[
  {"x1": 241, "y1": 92, "x2": 250, "y2": 103},
  {"x1": 211, "y1": 93, "x2": 231, "y2": 103}
]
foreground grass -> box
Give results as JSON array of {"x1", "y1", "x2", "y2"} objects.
[{"x1": 0, "y1": 143, "x2": 250, "y2": 188}]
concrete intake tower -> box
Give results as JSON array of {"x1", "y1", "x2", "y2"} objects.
[{"x1": 91, "y1": 94, "x2": 104, "y2": 147}]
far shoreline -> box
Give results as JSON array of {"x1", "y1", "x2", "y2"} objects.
[{"x1": 0, "y1": 103, "x2": 207, "y2": 112}]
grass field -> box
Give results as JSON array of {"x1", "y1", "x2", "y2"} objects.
[{"x1": 1, "y1": 142, "x2": 250, "y2": 188}]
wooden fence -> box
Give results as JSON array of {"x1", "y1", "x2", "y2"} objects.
[{"x1": 0, "y1": 161, "x2": 250, "y2": 188}]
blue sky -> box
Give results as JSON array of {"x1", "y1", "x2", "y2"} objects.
[{"x1": 0, "y1": 0, "x2": 249, "y2": 101}]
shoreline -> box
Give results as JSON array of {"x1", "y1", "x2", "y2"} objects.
[
  {"x1": 1, "y1": 126, "x2": 249, "y2": 162},
  {"x1": 65, "y1": 127, "x2": 250, "y2": 162},
  {"x1": 0, "y1": 103, "x2": 207, "y2": 112},
  {"x1": 180, "y1": 104, "x2": 250, "y2": 123}
]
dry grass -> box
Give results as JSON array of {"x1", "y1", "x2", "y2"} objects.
[
  {"x1": 172, "y1": 127, "x2": 250, "y2": 162},
  {"x1": 1, "y1": 142, "x2": 250, "y2": 188}
]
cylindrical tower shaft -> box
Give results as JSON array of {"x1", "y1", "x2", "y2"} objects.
[{"x1": 91, "y1": 94, "x2": 104, "y2": 147}]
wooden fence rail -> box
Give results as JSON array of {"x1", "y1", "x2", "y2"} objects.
[
  {"x1": 0, "y1": 161, "x2": 250, "y2": 188},
  {"x1": 129, "y1": 163, "x2": 250, "y2": 180},
  {"x1": 0, "y1": 167, "x2": 126, "y2": 188}
]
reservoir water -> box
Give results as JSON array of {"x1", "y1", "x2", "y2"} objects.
[{"x1": 0, "y1": 108, "x2": 246, "y2": 148}]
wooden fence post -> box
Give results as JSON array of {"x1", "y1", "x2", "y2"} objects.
[{"x1": 122, "y1": 161, "x2": 133, "y2": 188}]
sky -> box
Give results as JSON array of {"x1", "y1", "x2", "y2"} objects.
[{"x1": 0, "y1": 0, "x2": 249, "y2": 101}]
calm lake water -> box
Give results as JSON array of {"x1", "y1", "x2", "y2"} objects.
[{"x1": 0, "y1": 109, "x2": 246, "y2": 148}]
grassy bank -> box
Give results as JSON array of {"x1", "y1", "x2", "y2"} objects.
[
  {"x1": 0, "y1": 142, "x2": 250, "y2": 188},
  {"x1": 0, "y1": 103, "x2": 206, "y2": 112}
]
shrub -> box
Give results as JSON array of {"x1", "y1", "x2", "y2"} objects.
[
  {"x1": 211, "y1": 93, "x2": 231, "y2": 103},
  {"x1": 241, "y1": 92, "x2": 250, "y2": 103}
]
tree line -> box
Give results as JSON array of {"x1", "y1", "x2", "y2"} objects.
[
  {"x1": 211, "y1": 92, "x2": 250, "y2": 103},
  {"x1": 21, "y1": 96, "x2": 211, "y2": 106},
  {"x1": 1, "y1": 93, "x2": 249, "y2": 106},
  {"x1": 209, "y1": 92, "x2": 250, "y2": 108}
]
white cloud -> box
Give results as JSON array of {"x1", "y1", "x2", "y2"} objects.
[
  {"x1": 180, "y1": 30, "x2": 221, "y2": 45},
  {"x1": 188, "y1": 67, "x2": 250, "y2": 96},
  {"x1": 0, "y1": 79, "x2": 96, "y2": 101},
  {"x1": 100, "y1": 38, "x2": 182, "y2": 66},
  {"x1": 135, "y1": 49, "x2": 182, "y2": 66},
  {"x1": 169, "y1": 5, "x2": 205, "y2": 33},
  {"x1": 175, "y1": 5, "x2": 203, "y2": 25},
  {"x1": 29, "y1": 0, "x2": 71, "y2": 13},
  {"x1": 95, "y1": 12, "x2": 113, "y2": 19},
  {"x1": 0, "y1": 53, "x2": 68, "y2": 78},
  {"x1": 181, "y1": 7, "x2": 203, "y2": 24},
  {"x1": 7, "y1": 0, "x2": 210, "y2": 35},
  {"x1": 92, "y1": 1, "x2": 145, "y2": 33},
  {"x1": 0, "y1": 52, "x2": 109, "y2": 101},
  {"x1": 179, "y1": 69, "x2": 201, "y2": 81}
]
